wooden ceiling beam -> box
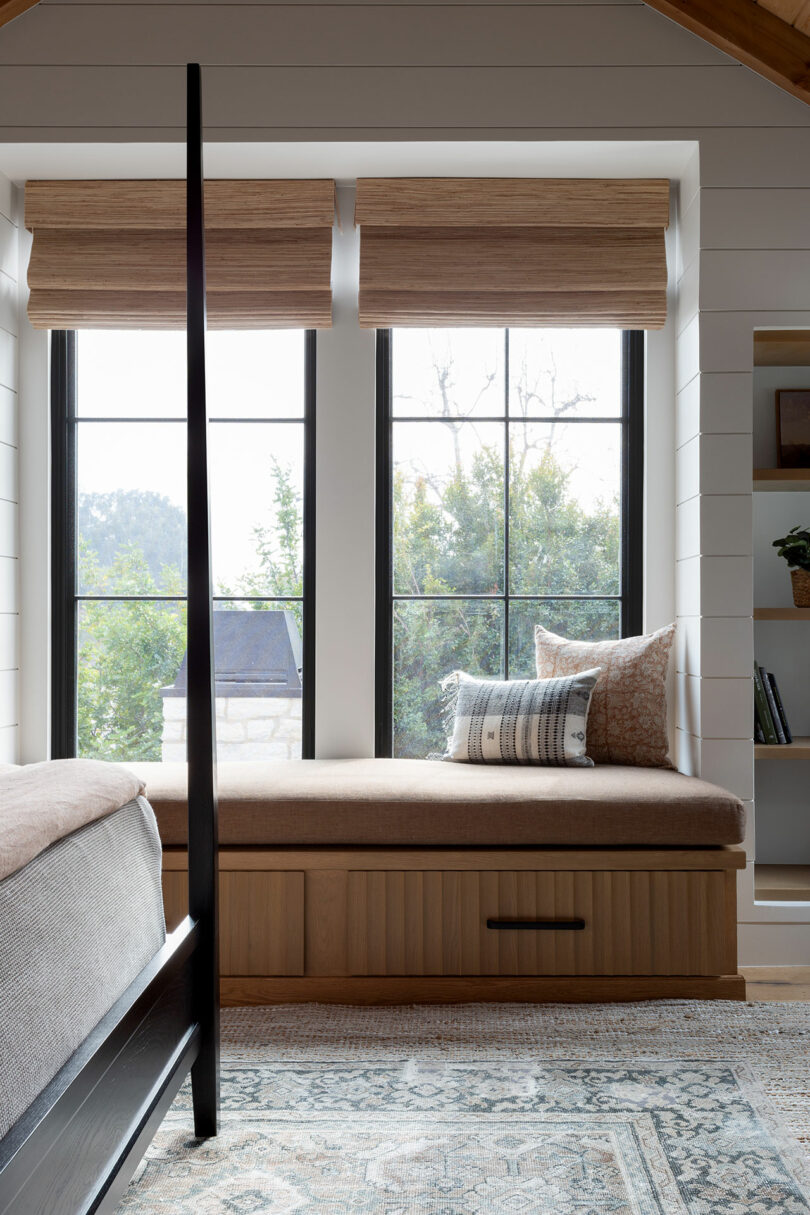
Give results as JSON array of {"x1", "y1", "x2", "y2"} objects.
[
  {"x1": 0, "y1": 0, "x2": 39, "y2": 30},
  {"x1": 644, "y1": 0, "x2": 810, "y2": 105}
]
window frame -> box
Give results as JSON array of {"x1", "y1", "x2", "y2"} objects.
[
  {"x1": 374, "y1": 327, "x2": 645, "y2": 757},
  {"x1": 50, "y1": 328, "x2": 317, "y2": 760}
]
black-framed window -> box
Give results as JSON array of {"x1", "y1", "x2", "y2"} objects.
[
  {"x1": 376, "y1": 327, "x2": 644, "y2": 758},
  {"x1": 51, "y1": 328, "x2": 316, "y2": 762}
]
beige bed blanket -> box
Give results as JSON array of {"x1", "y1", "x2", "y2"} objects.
[{"x1": 0, "y1": 759, "x2": 145, "y2": 881}]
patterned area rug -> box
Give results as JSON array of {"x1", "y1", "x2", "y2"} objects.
[{"x1": 120, "y1": 1001, "x2": 810, "y2": 1213}]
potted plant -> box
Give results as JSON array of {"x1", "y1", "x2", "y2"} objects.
[{"x1": 772, "y1": 526, "x2": 810, "y2": 607}]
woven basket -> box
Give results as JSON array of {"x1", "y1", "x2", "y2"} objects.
[{"x1": 791, "y1": 568, "x2": 810, "y2": 608}]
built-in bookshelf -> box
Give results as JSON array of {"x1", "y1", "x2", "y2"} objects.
[
  {"x1": 752, "y1": 338, "x2": 810, "y2": 898},
  {"x1": 754, "y1": 469, "x2": 810, "y2": 491},
  {"x1": 754, "y1": 608, "x2": 810, "y2": 620},
  {"x1": 755, "y1": 865, "x2": 810, "y2": 901},
  {"x1": 755, "y1": 738, "x2": 810, "y2": 760}
]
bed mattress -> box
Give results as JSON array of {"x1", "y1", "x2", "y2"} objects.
[{"x1": 0, "y1": 795, "x2": 166, "y2": 1140}]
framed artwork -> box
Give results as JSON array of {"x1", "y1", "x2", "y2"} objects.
[{"x1": 776, "y1": 389, "x2": 810, "y2": 468}]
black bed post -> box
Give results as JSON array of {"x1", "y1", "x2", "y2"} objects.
[{"x1": 186, "y1": 61, "x2": 220, "y2": 1138}]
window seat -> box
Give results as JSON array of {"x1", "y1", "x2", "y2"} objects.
[
  {"x1": 133, "y1": 759, "x2": 744, "y2": 849},
  {"x1": 133, "y1": 759, "x2": 747, "y2": 1005}
]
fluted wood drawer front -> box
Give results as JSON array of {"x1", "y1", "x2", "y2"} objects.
[
  {"x1": 346, "y1": 870, "x2": 734, "y2": 977},
  {"x1": 162, "y1": 870, "x2": 305, "y2": 976}
]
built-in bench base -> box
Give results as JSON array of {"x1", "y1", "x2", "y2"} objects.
[
  {"x1": 219, "y1": 976, "x2": 746, "y2": 1004},
  {"x1": 162, "y1": 845, "x2": 747, "y2": 1004}
]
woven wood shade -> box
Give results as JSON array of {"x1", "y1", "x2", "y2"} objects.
[
  {"x1": 355, "y1": 178, "x2": 670, "y2": 329},
  {"x1": 24, "y1": 179, "x2": 336, "y2": 329}
]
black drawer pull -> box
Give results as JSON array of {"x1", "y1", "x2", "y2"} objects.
[{"x1": 486, "y1": 918, "x2": 585, "y2": 931}]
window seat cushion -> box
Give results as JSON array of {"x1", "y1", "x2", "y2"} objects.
[{"x1": 130, "y1": 759, "x2": 745, "y2": 849}]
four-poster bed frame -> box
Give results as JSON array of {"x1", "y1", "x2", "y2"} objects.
[{"x1": 0, "y1": 64, "x2": 220, "y2": 1213}]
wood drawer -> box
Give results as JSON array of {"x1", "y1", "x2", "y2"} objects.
[
  {"x1": 162, "y1": 869, "x2": 305, "y2": 976},
  {"x1": 344, "y1": 869, "x2": 735, "y2": 977}
]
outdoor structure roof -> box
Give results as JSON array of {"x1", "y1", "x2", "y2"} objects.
[{"x1": 163, "y1": 609, "x2": 303, "y2": 699}]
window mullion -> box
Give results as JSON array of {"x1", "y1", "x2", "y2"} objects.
[
  {"x1": 504, "y1": 327, "x2": 510, "y2": 681},
  {"x1": 51, "y1": 332, "x2": 78, "y2": 758},
  {"x1": 621, "y1": 330, "x2": 645, "y2": 638},
  {"x1": 374, "y1": 330, "x2": 393, "y2": 757}
]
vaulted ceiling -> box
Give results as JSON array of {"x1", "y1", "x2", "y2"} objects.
[
  {"x1": 756, "y1": 0, "x2": 810, "y2": 36},
  {"x1": 1, "y1": 0, "x2": 810, "y2": 106},
  {"x1": 642, "y1": 0, "x2": 810, "y2": 105}
]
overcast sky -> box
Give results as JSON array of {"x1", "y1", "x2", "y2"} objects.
[{"x1": 77, "y1": 327, "x2": 621, "y2": 588}]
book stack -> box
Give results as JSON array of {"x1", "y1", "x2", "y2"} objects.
[{"x1": 753, "y1": 663, "x2": 793, "y2": 745}]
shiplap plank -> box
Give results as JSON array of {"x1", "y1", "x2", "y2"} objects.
[
  {"x1": 0, "y1": 214, "x2": 15, "y2": 285},
  {"x1": 676, "y1": 314, "x2": 700, "y2": 392},
  {"x1": 698, "y1": 433, "x2": 752, "y2": 494},
  {"x1": 701, "y1": 188, "x2": 810, "y2": 249},
  {"x1": 676, "y1": 435, "x2": 700, "y2": 505},
  {"x1": 702, "y1": 250, "x2": 810, "y2": 309},
  {"x1": 698, "y1": 127, "x2": 810, "y2": 186},
  {"x1": 675, "y1": 673, "x2": 700, "y2": 740},
  {"x1": 0, "y1": 667, "x2": 16, "y2": 727},
  {"x1": 676, "y1": 554, "x2": 701, "y2": 617},
  {"x1": 0, "y1": 329, "x2": 17, "y2": 393},
  {"x1": 699, "y1": 494, "x2": 753, "y2": 556},
  {"x1": 0, "y1": 174, "x2": 13, "y2": 226},
  {"x1": 676, "y1": 616, "x2": 753, "y2": 678},
  {"x1": 677, "y1": 193, "x2": 700, "y2": 279},
  {"x1": 0, "y1": 612, "x2": 17, "y2": 670},
  {"x1": 0, "y1": 724, "x2": 16, "y2": 763},
  {"x1": 676, "y1": 374, "x2": 700, "y2": 449},
  {"x1": 0, "y1": 388, "x2": 16, "y2": 449},
  {"x1": 1, "y1": 123, "x2": 808, "y2": 148},
  {"x1": 0, "y1": 272, "x2": 16, "y2": 338},
  {"x1": 0, "y1": 441, "x2": 17, "y2": 502},
  {"x1": 0, "y1": 499, "x2": 17, "y2": 556},
  {"x1": 0, "y1": 66, "x2": 807, "y2": 133},
  {"x1": 701, "y1": 738, "x2": 753, "y2": 802},
  {"x1": 700, "y1": 675, "x2": 752, "y2": 739},
  {"x1": 699, "y1": 372, "x2": 753, "y2": 432},
  {"x1": 0, "y1": 5, "x2": 733, "y2": 66},
  {"x1": 701, "y1": 555, "x2": 753, "y2": 617},
  {"x1": 0, "y1": 558, "x2": 15, "y2": 614},
  {"x1": 676, "y1": 254, "x2": 699, "y2": 335},
  {"x1": 676, "y1": 495, "x2": 700, "y2": 560}
]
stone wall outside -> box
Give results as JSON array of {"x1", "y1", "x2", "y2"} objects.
[{"x1": 161, "y1": 695, "x2": 302, "y2": 762}]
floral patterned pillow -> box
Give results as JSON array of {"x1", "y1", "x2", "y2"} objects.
[{"x1": 534, "y1": 623, "x2": 676, "y2": 767}]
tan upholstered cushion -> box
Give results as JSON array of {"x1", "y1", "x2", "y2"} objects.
[
  {"x1": 130, "y1": 759, "x2": 744, "y2": 848},
  {"x1": 535, "y1": 623, "x2": 675, "y2": 767}
]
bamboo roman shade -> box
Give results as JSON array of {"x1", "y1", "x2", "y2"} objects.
[
  {"x1": 355, "y1": 178, "x2": 670, "y2": 329},
  {"x1": 24, "y1": 179, "x2": 336, "y2": 329}
]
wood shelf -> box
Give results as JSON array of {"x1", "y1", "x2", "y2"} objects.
[
  {"x1": 755, "y1": 607, "x2": 810, "y2": 620},
  {"x1": 755, "y1": 865, "x2": 810, "y2": 903},
  {"x1": 755, "y1": 737, "x2": 810, "y2": 759},
  {"x1": 754, "y1": 469, "x2": 810, "y2": 491},
  {"x1": 754, "y1": 331, "x2": 810, "y2": 367}
]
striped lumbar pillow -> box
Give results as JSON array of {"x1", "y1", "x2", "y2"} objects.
[{"x1": 442, "y1": 669, "x2": 601, "y2": 766}]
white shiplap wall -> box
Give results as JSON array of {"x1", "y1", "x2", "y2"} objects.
[
  {"x1": 0, "y1": 171, "x2": 18, "y2": 762},
  {"x1": 1, "y1": 0, "x2": 809, "y2": 957}
]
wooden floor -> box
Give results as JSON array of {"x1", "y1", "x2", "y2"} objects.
[{"x1": 742, "y1": 966, "x2": 810, "y2": 1001}]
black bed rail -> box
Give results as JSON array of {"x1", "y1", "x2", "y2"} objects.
[{"x1": 0, "y1": 921, "x2": 200, "y2": 1214}]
